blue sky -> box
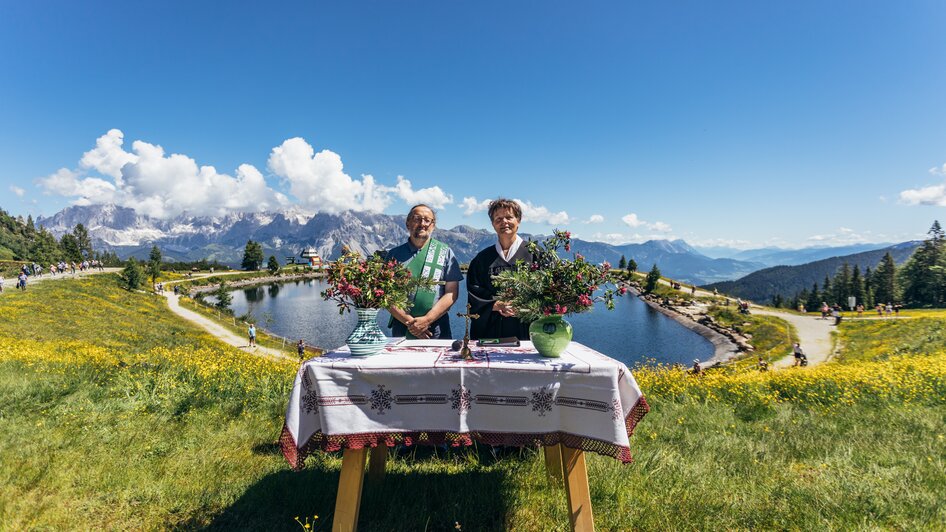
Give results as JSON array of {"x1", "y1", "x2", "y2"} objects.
[{"x1": 2, "y1": 1, "x2": 945, "y2": 248}]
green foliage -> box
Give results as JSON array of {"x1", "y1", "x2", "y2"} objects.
[
  {"x1": 897, "y1": 222, "x2": 945, "y2": 307},
  {"x1": 644, "y1": 263, "x2": 661, "y2": 293},
  {"x1": 618, "y1": 254, "x2": 627, "y2": 270},
  {"x1": 322, "y1": 250, "x2": 429, "y2": 313},
  {"x1": 148, "y1": 245, "x2": 162, "y2": 284},
  {"x1": 873, "y1": 252, "x2": 898, "y2": 305},
  {"x1": 59, "y1": 233, "x2": 82, "y2": 262},
  {"x1": 627, "y1": 258, "x2": 638, "y2": 272},
  {"x1": 73, "y1": 223, "x2": 93, "y2": 259},
  {"x1": 120, "y1": 257, "x2": 143, "y2": 290},
  {"x1": 241, "y1": 240, "x2": 264, "y2": 271},
  {"x1": 267, "y1": 255, "x2": 280, "y2": 275},
  {"x1": 493, "y1": 230, "x2": 623, "y2": 321},
  {"x1": 213, "y1": 281, "x2": 233, "y2": 312}
]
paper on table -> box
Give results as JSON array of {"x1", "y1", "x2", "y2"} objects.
[{"x1": 395, "y1": 339, "x2": 454, "y2": 348}]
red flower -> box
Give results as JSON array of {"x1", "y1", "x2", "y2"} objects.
[{"x1": 619, "y1": 286, "x2": 628, "y2": 295}]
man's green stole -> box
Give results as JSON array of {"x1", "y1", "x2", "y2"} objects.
[{"x1": 390, "y1": 238, "x2": 449, "y2": 336}]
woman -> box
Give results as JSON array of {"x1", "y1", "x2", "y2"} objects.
[{"x1": 467, "y1": 198, "x2": 534, "y2": 340}]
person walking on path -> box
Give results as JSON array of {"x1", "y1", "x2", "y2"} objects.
[
  {"x1": 297, "y1": 339, "x2": 306, "y2": 360},
  {"x1": 792, "y1": 342, "x2": 807, "y2": 367},
  {"x1": 248, "y1": 324, "x2": 257, "y2": 347},
  {"x1": 0, "y1": 274, "x2": 4, "y2": 293}
]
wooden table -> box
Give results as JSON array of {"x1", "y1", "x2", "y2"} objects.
[{"x1": 280, "y1": 339, "x2": 648, "y2": 532}]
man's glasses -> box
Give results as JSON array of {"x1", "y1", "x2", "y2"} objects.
[{"x1": 409, "y1": 216, "x2": 435, "y2": 225}]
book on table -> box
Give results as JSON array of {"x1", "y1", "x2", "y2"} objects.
[{"x1": 475, "y1": 337, "x2": 521, "y2": 347}]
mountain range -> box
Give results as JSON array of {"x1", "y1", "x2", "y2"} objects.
[
  {"x1": 704, "y1": 241, "x2": 922, "y2": 303},
  {"x1": 36, "y1": 204, "x2": 918, "y2": 287}
]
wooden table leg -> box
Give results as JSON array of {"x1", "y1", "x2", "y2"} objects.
[
  {"x1": 368, "y1": 445, "x2": 388, "y2": 482},
  {"x1": 561, "y1": 446, "x2": 595, "y2": 532},
  {"x1": 332, "y1": 448, "x2": 369, "y2": 532},
  {"x1": 544, "y1": 444, "x2": 564, "y2": 485}
]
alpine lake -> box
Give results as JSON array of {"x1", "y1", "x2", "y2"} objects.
[{"x1": 226, "y1": 279, "x2": 714, "y2": 367}]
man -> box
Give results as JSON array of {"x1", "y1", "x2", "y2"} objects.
[
  {"x1": 248, "y1": 324, "x2": 256, "y2": 347},
  {"x1": 467, "y1": 198, "x2": 534, "y2": 340},
  {"x1": 387, "y1": 204, "x2": 463, "y2": 339}
]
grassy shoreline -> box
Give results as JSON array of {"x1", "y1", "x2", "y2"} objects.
[{"x1": 1, "y1": 275, "x2": 944, "y2": 529}]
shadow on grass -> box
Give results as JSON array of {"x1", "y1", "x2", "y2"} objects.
[{"x1": 198, "y1": 449, "x2": 516, "y2": 531}]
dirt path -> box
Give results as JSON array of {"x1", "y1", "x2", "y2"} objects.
[
  {"x1": 161, "y1": 291, "x2": 292, "y2": 361},
  {"x1": 750, "y1": 307, "x2": 835, "y2": 368}
]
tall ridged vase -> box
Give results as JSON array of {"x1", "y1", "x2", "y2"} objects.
[
  {"x1": 529, "y1": 314, "x2": 573, "y2": 358},
  {"x1": 347, "y1": 308, "x2": 388, "y2": 356}
]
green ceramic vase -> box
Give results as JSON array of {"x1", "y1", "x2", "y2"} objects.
[{"x1": 529, "y1": 314, "x2": 573, "y2": 358}]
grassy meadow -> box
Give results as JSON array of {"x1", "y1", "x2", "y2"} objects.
[{"x1": 0, "y1": 275, "x2": 944, "y2": 530}]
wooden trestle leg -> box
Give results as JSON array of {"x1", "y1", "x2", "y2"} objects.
[
  {"x1": 561, "y1": 446, "x2": 595, "y2": 532},
  {"x1": 332, "y1": 448, "x2": 368, "y2": 532},
  {"x1": 544, "y1": 444, "x2": 564, "y2": 485},
  {"x1": 368, "y1": 445, "x2": 388, "y2": 482}
]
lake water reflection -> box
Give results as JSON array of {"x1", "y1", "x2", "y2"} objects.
[{"x1": 228, "y1": 280, "x2": 713, "y2": 367}]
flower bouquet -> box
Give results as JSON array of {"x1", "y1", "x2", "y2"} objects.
[
  {"x1": 492, "y1": 230, "x2": 626, "y2": 357},
  {"x1": 321, "y1": 250, "x2": 430, "y2": 355}
]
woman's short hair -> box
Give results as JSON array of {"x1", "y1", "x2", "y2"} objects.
[{"x1": 487, "y1": 198, "x2": 522, "y2": 221}]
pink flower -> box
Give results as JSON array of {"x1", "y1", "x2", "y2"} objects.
[
  {"x1": 619, "y1": 286, "x2": 628, "y2": 295},
  {"x1": 602, "y1": 261, "x2": 611, "y2": 271},
  {"x1": 374, "y1": 289, "x2": 384, "y2": 297},
  {"x1": 578, "y1": 294, "x2": 593, "y2": 306},
  {"x1": 543, "y1": 307, "x2": 552, "y2": 316},
  {"x1": 564, "y1": 231, "x2": 571, "y2": 238},
  {"x1": 576, "y1": 273, "x2": 583, "y2": 281},
  {"x1": 565, "y1": 244, "x2": 571, "y2": 252},
  {"x1": 576, "y1": 254, "x2": 583, "y2": 261}
]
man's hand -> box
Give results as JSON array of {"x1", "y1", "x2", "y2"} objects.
[
  {"x1": 493, "y1": 300, "x2": 517, "y2": 317},
  {"x1": 406, "y1": 317, "x2": 433, "y2": 339}
]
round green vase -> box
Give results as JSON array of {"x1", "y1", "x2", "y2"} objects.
[{"x1": 529, "y1": 314, "x2": 573, "y2": 358}]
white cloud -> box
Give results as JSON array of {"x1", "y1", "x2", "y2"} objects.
[
  {"x1": 929, "y1": 163, "x2": 946, "y2": 176},
  {"x1": 9, "y1": 185, "x2": 25, "y2": 197},
  {"x1": 584, "y1": 214, "x2": 604, "y2": 224},
  {"x1": 38, "y1": 130, "x2": 455, "y2": 220},
  {"x1": 516, "y1": 200, "x2": 569, "y2": 225},
  {"x1": 268, "y1": 137, "x2": 384, "y2": 213},
  {"x1": 805, "y1": 227, "x2": 870, "y2": 246},
  {"x1": 459, "y1": 197, "x2": 570, "y2": 225},
  {"x1": 621, "y1": 213, "x2": 644, "y2": 228},
  {"x1": 899, "y1": 183, "x2": 946, "y2": 206},
  {"x1": 461, "y1": 196, "x2": 491, "y2": 215},
  {"x1": 587, "y1": 232, "x2": 638, "y2": 245},
  {"x1": 37, "y1": 168, "x2": 117, "y2": 204},
  {"x1": 392, "y1": 176, "x2": 453, "y2": 209},
  {"x1": 650, "y1": 221, "x2": 672, "y2": 233},
  {"x1": 80, "y1": 129, "x2": 138, "y2": 182},
  {"x1": 621, "y1": 212, "x2": 672, "y2": 233}
]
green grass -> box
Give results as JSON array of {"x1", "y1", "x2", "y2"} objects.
[
  {"x1": 0, "y1": 275, "x2": 944, "y2": 529},
  {"x1": 836, "y1": 314, "x2": 946, "y2": 364},
  {"x1": 708, "y1": 304, "x2": 799, "y2": 364}
]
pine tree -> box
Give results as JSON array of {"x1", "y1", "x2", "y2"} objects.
[
  {"x1": 60, "y1": 233, "x2": 82, "y2": 262},
  {"x1": 213, "y1": 281, "x2": 232, "y2": 311},
  {"x1": 898, "y1": 223, "x2": 944, "y2": 307},
  {"x1": 31, "y1": 229, "x2": 60, "y2": 265},
  {"x1": 833, "y1": 263, "x2": 852, "y2": 308},
  {"x1": 644, "y1": 264, "x2": 661, "y2": 293},
  {"x1": 627, "y1": 258, "x2": 638, "y2": 273},
  {"x1": 148, "y1": 245, "x2": 162, "y2": 284},
  {"x1": 267, "y1": 255, "x2": 280, "y2": 275},
  {"x1": 73, "y1": 223, "x2": 93, "y2": 259},
  {"x1": 822, "y1": 275, "x2": 832, "y2": 305},
  {"x1": 618, "y1": 255, "x2": 627, "y2": 270},
  {"x1": 805, "y1": 282, "x2": 821, "y2": 311},
  {"x1": 120, "y1": 258, "x2": 143, "y2": 290},
  {"x1": 242, "y1": 240, "x2": 264, "y2": 271},
  {"x1": 864, "y1": 266, "x2": 874, "y2": 307},
  {"x1": 851, "y1": 265, "x2": 865, "y2": 309},
  {"x1": 873, "y1": 252, "x2": 897, "y2": 305}
]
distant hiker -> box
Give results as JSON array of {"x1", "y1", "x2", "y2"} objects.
[
  {"x1": 691, "y1": 359, "x2": 703, "y2": 376},
  {"x1": 856, "y1": 304, "x2": 864, "y2": 318},
  {"x1": 792, "y1": 343, "x2": 806, "y2": 367},
  {"x1": 820, "y1": 302, "x2": 829, "y2": 320},
  {"x1": 0, "y1": 275, "x2": 4, "y2": 293},
  {"x1": 297, "y1": 339, "x2": 306, "y2": 360},
  {"x1": 248, "y1": 324, "x2": 257, "y2": 347},
  {"x1": 894, "y1": 304, "x2": 901, "y2": 317},
  {"x1": 691, "y1": 285, "x2": 696, "y2": 296},
  {"x1": 832, "y1": 307, "x2": 842, "y2": 325},
  {"x1": 885, "y1": 303, "x2": 893, "y2": 318},
  {"x1": 757, "y1": 357, "x2": 769, "y2": 372},
  {"x1": 18, "y1": 272, "x2": 27, "y2": 291},
  {"x1": 876, "y1": 304, "x2": 883, "y2": 317}
]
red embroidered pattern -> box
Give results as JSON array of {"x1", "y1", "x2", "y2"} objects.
[{"x1": 281, "y1": 395, "x2": 650, "y2": 470}]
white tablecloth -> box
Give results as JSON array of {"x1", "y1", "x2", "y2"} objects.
[{"x1": 281, "y1": 339, "x2": 649, "y2": 469}]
